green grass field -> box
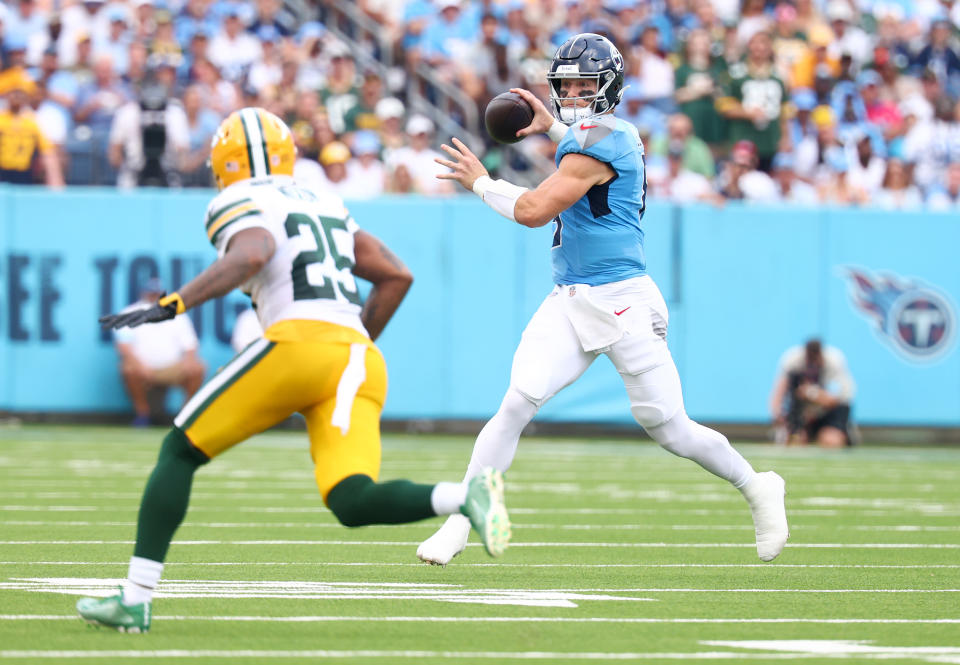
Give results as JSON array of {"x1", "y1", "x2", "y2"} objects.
[{"x1": 0, "y1": 425, "x2": 959, "y2": 664}]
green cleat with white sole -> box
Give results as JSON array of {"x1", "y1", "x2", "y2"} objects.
[
  {"x1": 460, "y1": 468, "x2": 511, "y2": 557},
  {"x1": 76, "y1": 591, "x2": 151, "y2": 633}
]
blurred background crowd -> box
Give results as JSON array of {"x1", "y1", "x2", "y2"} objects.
[{"x1": 2, "y1": 0, "x2": 960, "y2": 209}]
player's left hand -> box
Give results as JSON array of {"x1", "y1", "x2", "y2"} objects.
[
  {"x1": 435, "y1": 137, "x2": 488, "y2": 192},
  {"x1": 99, "y1": 293, "x2": 183, "y2": 330}
]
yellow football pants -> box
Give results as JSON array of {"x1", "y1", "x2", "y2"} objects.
[{"x1": 173, "y1": 320, "x2": 386, "y2": 499}]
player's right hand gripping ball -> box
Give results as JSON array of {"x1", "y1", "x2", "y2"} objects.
[{"x1": 485, "y1": 92, "x2": 533, "y2": 144}]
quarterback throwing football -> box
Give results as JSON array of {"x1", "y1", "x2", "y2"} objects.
[
  {"x1": 419, "y1": 33, "x2": 788, "y2": 566},
  {"x1": 77, "y1": 108, "x2": 510, "y2": 632}
]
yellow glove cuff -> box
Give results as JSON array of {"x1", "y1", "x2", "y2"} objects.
[{"x1": 158, "y1": 292, "x2": 186, "y2": 315}]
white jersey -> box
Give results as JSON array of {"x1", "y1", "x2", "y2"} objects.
[{"x1": 204, "y1": 175, "x2": 366, "y2": 335}]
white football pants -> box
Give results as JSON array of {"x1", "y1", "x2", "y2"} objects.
[{"x1": 465, "y1": 276, "x2": 755, "y2": 488}]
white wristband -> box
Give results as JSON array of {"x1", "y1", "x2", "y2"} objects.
[
  {"x1": 547, "y1": 120, "x2": 568, "y2": 143},
  {"x1": 472, "y1": 175, "x2": 528, "y2": 222}
]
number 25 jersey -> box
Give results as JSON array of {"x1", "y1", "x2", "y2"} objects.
[{"x1": 204, "y1": 174, "x2": 366, "y2": 336}]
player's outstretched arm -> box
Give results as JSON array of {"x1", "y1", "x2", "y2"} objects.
[
  {"x1": 99, "y1": 228, "x2": 275, "y2": 330},
  {"x1": 351, "y1": 230, "x2": 413, "y2": 341}
]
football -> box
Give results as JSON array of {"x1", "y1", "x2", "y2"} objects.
[{"x1": 484, "y1": 92, "x2": 534, "y2": 144}]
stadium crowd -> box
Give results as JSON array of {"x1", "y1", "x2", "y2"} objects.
[{"x1": 1, "y1": 0, "x2": 960, "y2": 209}]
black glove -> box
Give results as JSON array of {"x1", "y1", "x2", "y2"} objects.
[{"x1": 99, "y1": 292, "x2": 185, "y2": 330}]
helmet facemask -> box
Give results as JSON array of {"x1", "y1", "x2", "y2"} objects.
[{"x1": 547, "y1": 70, "x2": 620, "y2": 125}]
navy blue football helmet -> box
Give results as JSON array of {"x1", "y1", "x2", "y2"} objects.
[{"x1": 547, "y1": 33, "x2": 625, "y2": 125}]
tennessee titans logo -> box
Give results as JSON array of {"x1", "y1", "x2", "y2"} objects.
[{"x1": 845, "y1": 267, "x2": 957, "y2": 362}]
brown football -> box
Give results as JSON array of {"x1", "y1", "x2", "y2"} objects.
[{"x1": 484, "y1": 92, "x2": 534, "y2": 144}]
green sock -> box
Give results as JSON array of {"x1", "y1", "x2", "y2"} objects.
[
  {"x1": 326, "y1": 474, "x2": 436, "y2": 527},
  {"x1": 132, "y1": 427, "x2": 208, "y2": 562}
]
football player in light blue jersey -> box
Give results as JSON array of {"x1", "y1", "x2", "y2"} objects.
[{"x1": 420, "y1": 33, "x2": 788, "y2": 566}]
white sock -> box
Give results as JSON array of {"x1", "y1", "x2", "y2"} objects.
[
  {"x1": 122, "y1": 556, "x2": 163, "y2": 605},
  {"x1": 431, "y1": 482, "x2": 468, "y2": 516}
]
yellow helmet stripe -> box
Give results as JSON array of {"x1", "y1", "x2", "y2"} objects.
[{"x1": 240, "y1": 108, "x2": 268, "y2": 177}]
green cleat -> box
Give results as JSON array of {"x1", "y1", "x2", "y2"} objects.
[
  {"x1": 460, "y1": 468, "x2": 511, "y2": 557},
  {"x1": 76, "y1": 591, "x2": 151, "y2": 633}
]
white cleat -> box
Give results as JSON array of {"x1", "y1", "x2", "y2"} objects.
[
  {"x1": 417, "y1": 513, "x2": 471, "y2": 566},
  {"x1": 740, "y1": 471, "x2": 789, "y2": 562}
]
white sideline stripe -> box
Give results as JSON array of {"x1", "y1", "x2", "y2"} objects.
[
  {"x1": 175, "y1": 338, "x2": 270, "y2": 428},
  {"x1": 3, "y1": 540, "x2": 960, "y2": 549},
  {"x1": 4, "y1": 562, "x2": 960, "y2": 570},
  {"x1": 4, "y1": 615, "x2": 960, "y2": 624},
  {"x1": 0, "y1": 650, "x2": 851, "y2": 660},
  {"x1": 330, "y1": 343, "x2": 367, "y2": 435}
]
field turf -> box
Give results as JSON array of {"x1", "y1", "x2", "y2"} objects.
[{"x1": 0, "y1": 425, "x2": 959, "y2": 664}]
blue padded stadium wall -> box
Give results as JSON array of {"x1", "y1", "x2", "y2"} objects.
[{"x1": 0, "y1": 186, "x2": 958, "y2": 426}]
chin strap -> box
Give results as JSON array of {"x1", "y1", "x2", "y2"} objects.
[{"x1": 472, "y1": 175, "x2": 529, "y2": 222}]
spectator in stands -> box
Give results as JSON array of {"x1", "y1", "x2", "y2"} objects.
[
  {"x1": 74, "y1": 53, "x2": 130, "y2": 135},
  {"x1": 771, "y1": 152, "x2": 818, "y2": 205},
  {"x1": 0, "y1": 72, "x2": 64, "y2": 186},
  {"x1": 94, "y1": 7, "x2": 132, "y2": 75},
  {"x1": 109, "y1": 72, "x2": 189, "y2": 188},
  {"x1": 69, "y1": 33, "x2": 95, "y2": 88},
  {"x1": 737, "y1": 0, "x2": 773, "y2": 46},
  {"x1": 717, "y1": 139, "x2": 779, "y2": 201},
  {"x1": 5, "y1": 0, "x2": 48, "y2": 66},
  {"x1": 912, "y1": 18, "x2": 960, "y2": 88},
  {"x1": 718, "y1": 31, "x2": 789, "y2": 172},
  {"x1": 209, "y1": 4, "x2": 261, "y2": 79},
  {"x1": 150, "y1": 10, "x2": 182, "y2": 62},
  {"x1": 769, "y1": 338, "x2": 856, "y2": 448},
  {"x1": 179, "y1": 84, "x2": 218, "y2": 187},
  {"x1": 786, "y1": 87, "x2": 819, "y2": 146},
  {"x1": 321, "y1": 43, "x2": 359, "y2": 134},
  {"x1": 124, "y1": 42, "x2": 149, "y2": 88},
  {"x1": 114, "y1": 276, "x2": 205, "y2": 427},
  {"x1": 386, "y1": 114, "x2": 454, "y2": 195},
  {"x1": 191, "y1": 57, "x2": 239, "y2": 117},
  {"x1": 247, "y1": 25, "x2": 282, "y2": 96},
  {"x1": 345, "y1": 129, "x2": 386, "y2": 199},
  {"x1": 649, "y1": 113, "x2": 716, "y2": 178},
  {"x1": 318, "y1": 140, "x2": 352, "y2": 197},
  {"x1": 674, "y1": 28, "x2": 727, "y2": 147},
  {"x1": 386, "y1": 162, "x2": 415, "y2": 193},
  {"x1": 419, "y1": 0, "x2": 475, "y2": 73},
  {"x1": 461, "y1": 12, "x2": 520, "y2": 108},
  {"x1": 615, "y1": 85, "x2": 667, "y2": 139},
  {"x1": 59, "y1": 0, "x2": 105, "y2": 68},
  {"x1": 845, "y1": 127, "x2": 886, "y2": 196},
  {"x1": 34, "y1": 46, "x2": 77, "y2": 137},
  {"x1": 343, "y1": 70, "x2": 386, "y2": 133},
  {"x1": 789, "y1": 23, "x2": 838, "y2": 90},
  {"x1": 795, "y1": 105, "x2": 844, "y2": 184},
  {"x1": 628, "y1": 24, "x2": 675, "y2": 113},
  {"x1": 131, "y1": 0, "x2": 155, "y2": 45},
  {"x1": 647, "y1": 139, "x2": 720, "y2": 204},
  {"x1": 825, "y1": 0, "x2": 871, "y2": 66},
  {"x1": 875, "y1": 157, "x2": 923, "y2": 209},
  {"x1": 858, "y1": 69, "x2": 904, "y2": 142},
  {"x1": 817, "y1": 147, "x2": 868, "y2": 206},
  {"x1": 927, "y1": 160, "x2": 960, "y2": 210},
  {"x1": 250, "y1": 0, "x2": 296, "y2": 38},
  {"x1": 175, "y1": 0, "x2": 217, "y2": 48},
  {"x1": 375, "y1": 96, "x2": 408, "y2": 154}
]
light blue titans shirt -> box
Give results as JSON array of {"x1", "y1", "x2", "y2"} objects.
[{"x1": 551, "y1": 115, "x2": 647, "y2": 286}]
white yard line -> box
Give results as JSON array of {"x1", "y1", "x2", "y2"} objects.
[
  {"x1": 0, "y1": 650, "x2": 828, "y2": 660},
  {"x1": 3, "y1": 615, "x2": 960, "y2": 624},
  {"x1": 2, "y1": 540, "x2": 960, "y2": 549},
  {"x1": 3, "y1": 562, "x2": 960, "y2": 569}
]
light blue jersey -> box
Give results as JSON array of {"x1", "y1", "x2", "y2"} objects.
[{"x1": 551, "y1": 115, "x2": 647, "y2": 286}]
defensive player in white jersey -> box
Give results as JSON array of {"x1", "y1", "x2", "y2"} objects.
[
  {"x1": 417, "y1": 33, "x2": 789, "y2": 566},
  {"x1": 76, "y1": 108, "x2": 510, "y2": 633}
]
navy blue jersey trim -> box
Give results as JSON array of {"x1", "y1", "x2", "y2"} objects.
[{"x1": 586, "y1": 172, "x2": 618, "y2": 218}]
